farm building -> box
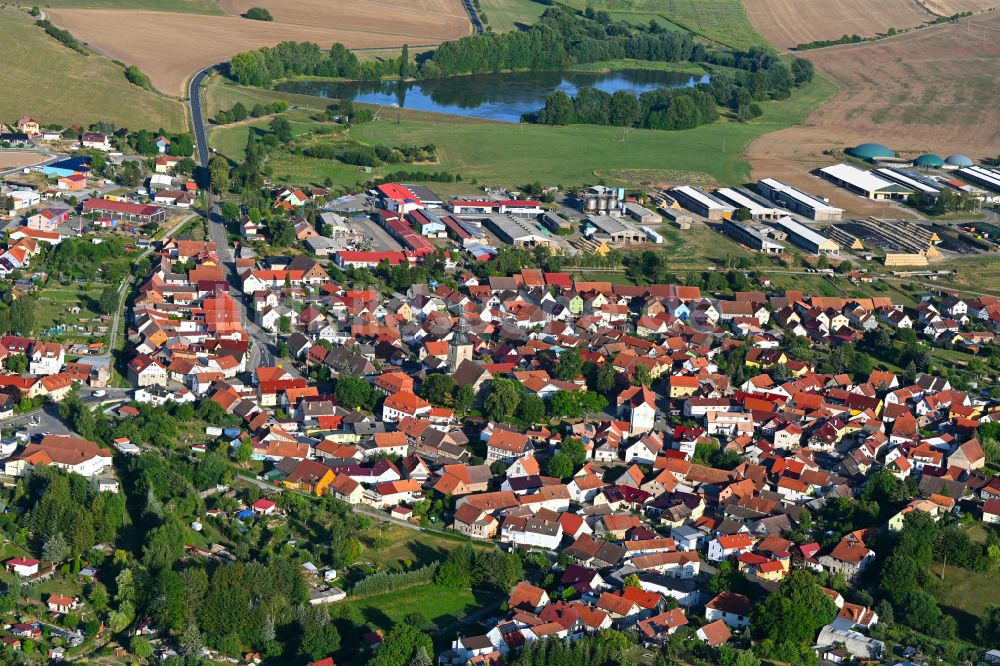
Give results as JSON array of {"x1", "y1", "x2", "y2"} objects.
[
  {"x1": 484, "y1": 215, "x2": 552, "y2": 247},
  {"x1": 713, "y1": 187, "x2": 784, "y2": 220},
  {"x1": 583, "y1": 214, "x2": 647, "y2": 244},
  {"x1": 848, "y1": 143, "x2": 895, "y2": 161},
  {"x1": 756, "y1": 179, "x2": 844, "y2": 222},
  {"x1": 771, "y1": 217, "x2": 839, "y2": 255},
  {"x1": 722, "y1": 219, "x2": 784, "y2": 254},
  {"x1": 818, "y1": 164, "x2": 912, "y2": 200},
  {"x1": 957, "y1": 167, "x2": 1000, "y2": 193},
  {"x1": 622, "y1": 202, "x2": 660, "y2": 225},
  {"x1": 578, "y1": 185, "x2": 623, "y2": 213},
  {"x1": 451, "y1": 199, "x2": 542, "y2": 216},
  {"x1": 541, "y1": 211, "x2": 572, "y2": 233},
  {"x1": 914, "y1": 154, "x2": 945, "y2": 169},
  {"x1": 83, "y1": 199, "x2": 165, "y2": 224},
  {"x1": 875, "y1": 168, "x2": 941, "y2": 197},
  {"x1": 671, "y1": 186, "x2": 734, "y2": 221}
]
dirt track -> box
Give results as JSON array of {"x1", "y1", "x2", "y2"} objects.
[
  {"x1": 47, "y1": 2, "x2": 470, "y2": 96},
  {"x1": 746, "y1": 15, "x2": 1000, "y2": 217}
]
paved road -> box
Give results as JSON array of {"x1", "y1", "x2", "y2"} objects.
[
  {"x1": 189, "y1": 68, "x2": 212, "y2": 167},
  {"x1": 188, "y1": 68, "x2": 282, "y2": 373},
  {"x1": 460, "y1": 0, "x2": 484, "y2": 33}
]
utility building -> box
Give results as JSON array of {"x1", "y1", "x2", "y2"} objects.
[
  {"x1": 671, "y1": 186, "x2": 734, "y2": 221},
  {"x1": 756, "y1": 179, "x2": 843, "y2": 221}
]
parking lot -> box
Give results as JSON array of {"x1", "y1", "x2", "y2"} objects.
[{"x1": 349, "y1": 215, "x2": 404, "y2": 253}]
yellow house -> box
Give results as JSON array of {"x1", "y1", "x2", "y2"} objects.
[
  {"x1": 282, "y1": 460, "x2": 335, "y2": 496},
  {"x1": 669, "y1": 375, "x2": 699, "y2": 399}
]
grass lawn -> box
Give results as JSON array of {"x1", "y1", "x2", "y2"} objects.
[
  {"x1": 0, "y1": 9, "x2": 188, "y2": 131},
  {"x1": 359, "y1": 524, "x2": 492, "y2": 569},
  {"x1": 34, "y1": 282, "x2": 111, "y2": 332},
  {"x1": 929, "y1": 563, "x2": 1000, "y2": 639},
  {"x1": 211, "y1": 73, "x2": 836, "y2": 188},
  {"x1": 35, "y1": 0, "x2": 222, "y2": 12},
  {"x1": 481, "y1": 0, "x2": 549, "y2": 32},
  {"x1": 344, "y1": 583, "x2": 498, "y2": 631}
]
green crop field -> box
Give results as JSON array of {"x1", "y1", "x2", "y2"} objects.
[
  {"x1": 481, "y1": 0, "x2": 549, "y2": 32},
  {"x1": 559, "y1": 0, "x2": 769, "y2": 50},
  {"x1": 0, "y1": 9, "x2": 188, "y2": 130},
  {"x1": 210, "y1": 72, "x2": 835, "y2": 188},
  {"x1": 34, "y1": 0, "x2": 223, "y2": 13},
  {"x1": 35, "y1": 282, "x2": 111, "y2": 332}
]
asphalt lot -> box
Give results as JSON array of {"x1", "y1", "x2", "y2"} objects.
[{"x1": 350, "y1": 215, "x2": 404, "y2": 253}]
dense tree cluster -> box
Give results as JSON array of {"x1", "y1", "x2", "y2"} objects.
[
  {"x1": 423, "y1": 8, "x2": 699, "y2": 78},
  {"x1": 534, "y1": 46, "x2": 813, "y2": 130},
  {"x1": 230, "y1": 42, "x2": 404, "y2": 86},
  {"x1": 434, "y1": 543, "x2": 524, "y2": 591}
]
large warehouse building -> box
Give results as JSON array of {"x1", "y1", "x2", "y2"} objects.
[
  {"x1": 756, "y1": 179, "x2": 844, "y2": 222},
  {"x1": 722, "y1": 219, "x2": 784, "y2": 254},
  {"x1": 584, "y1": 214, "x2": 647, "y2": 244},
  {"x1": 484, "y1": 215, "x2": 552, "y2": 248},
  {"x1": 771, "y1": 217, "x2": 839, "y2": 255},
  {"x1": 818, "y1": 163, "x2": 912, "y2": 200},
  {"x1": 671, "y1": 186, "x2": 734, "y2": 220},
  {"x1": 713, "y1": 187, "x2": 784, "y2": 220},
  {"x1": 957, "y1": 167, "x2": 1000, "y2": 193}
]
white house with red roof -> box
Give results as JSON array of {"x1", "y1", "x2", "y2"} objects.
[
  {"x1": 6, "y1": 557, "x2": 41, "y2": 577},
  {"x1": 617, "y1": 385, "x2": 657, "y2": 435},
  {"x1": 251, "y1": 498, "x2": 277, "y2": 516},
  {"x1": 707, "y1": 533, "x2": 757, "y2": 562}
]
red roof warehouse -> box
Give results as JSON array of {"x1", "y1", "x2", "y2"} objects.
[{"x1": 83, "y1": 198, "x2": 165, "y2": 224}]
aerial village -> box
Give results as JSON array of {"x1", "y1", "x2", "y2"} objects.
[{"x1": 1, "y1": 119, "x2": 1000, "y2": 665}]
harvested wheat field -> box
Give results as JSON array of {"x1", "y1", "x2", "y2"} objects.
[
  {"x1": 919, "y1": 0, "x2": 1000, "y2": 15},
  {"x1": 218, "y1": 0, "x2": 469, "y2": 35},
  {"x1": 743, "y1": 0, "x2": 933, "y2": 50},
  {"x1": 747, "y1": 16, "x2": 1000, "y2": 216},
  {"x1": 0, "y1": 152, "x2": 49, "y2": 169},
  {"x1": 47, "y1": 2, "x2": 470, "y2": 96}
]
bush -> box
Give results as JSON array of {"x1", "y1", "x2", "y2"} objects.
[
  {"x1": 244, "y1": 7, "x2": 273, "y2": 20},
  {"x1": 124, "y1": 66, "x2": 152, "y2": 90}
]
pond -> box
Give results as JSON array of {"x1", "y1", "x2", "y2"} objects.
[{"x1": 275, "y1": 69, "x2": 710, "y2": 123}]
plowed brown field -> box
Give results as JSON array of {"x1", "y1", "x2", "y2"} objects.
[
  {"x1": 47, "y1": 0, "x2": 470, "y2": 96},
  {"x1": 746, "y1": 15, "x2": 1000, "y2": 216},
  {"x1": 743, "y1": 0, "x2": 933, "y2": 50}
]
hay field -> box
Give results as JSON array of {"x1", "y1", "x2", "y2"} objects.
[
  {"x1": 0, "y1": 9, "x2": 187, "y2": 130},
  {"x1": 746, "y1": 16, "x2": 1000, "y2": 216},
  {"x1": 47, "y1": 0, "x2": 470, "y2": 96},
  {"x1": 743, "y1": 0, "x2": 934, "y2": 50}
]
